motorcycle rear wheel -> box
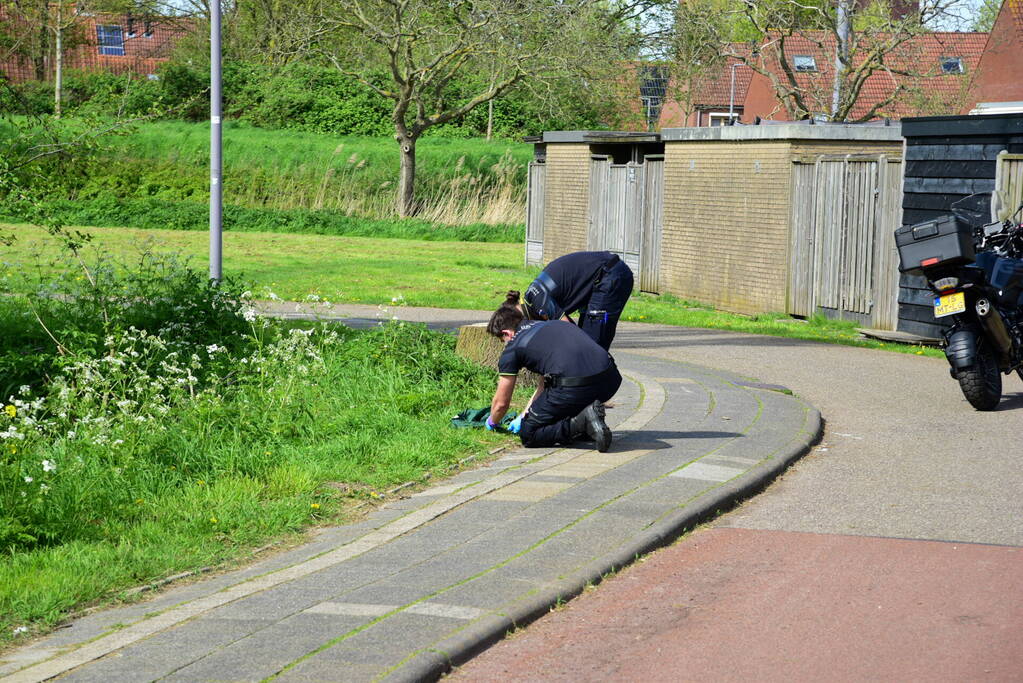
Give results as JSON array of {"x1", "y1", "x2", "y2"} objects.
[{"x1": 957, "y1": 343, "x2": 1002, "y2": 410}]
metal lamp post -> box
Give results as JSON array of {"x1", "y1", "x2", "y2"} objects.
[
  {"x1": 209, "y1": 0, "x2": 223, "y2": 281},
  {"x1": 728, "y1": 62, "x2": 740, "y2": 122}
]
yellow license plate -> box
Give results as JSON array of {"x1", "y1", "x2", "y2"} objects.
[{"x1": 934, "y1": 291, "x2": 966, "y2": 318}]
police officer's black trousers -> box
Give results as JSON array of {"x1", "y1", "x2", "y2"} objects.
[
  {"x1": 518, "y1": 371, "x2": 622, "y2": 448},
  {"x1": 578, "y1": 260, "x2": 634, "y2": 350}
]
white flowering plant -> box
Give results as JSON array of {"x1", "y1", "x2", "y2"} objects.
[{"x1": 0, "y1": 243, "x2": 501, "y2": 640}]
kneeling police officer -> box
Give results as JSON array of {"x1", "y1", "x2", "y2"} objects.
[{"x1": 485, "y1": 290, "x2": 621, "y2": 452}]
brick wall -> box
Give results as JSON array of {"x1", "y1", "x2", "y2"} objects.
[
  {"x1": 661, "y1": 141, "x2": 794, "y2": 314},
  {"x1": 0, "y1": 10, "x2": 190, "y2": 83},
  {"x1": 541, "y1": 144, "x2": 591, "y2": 263}
]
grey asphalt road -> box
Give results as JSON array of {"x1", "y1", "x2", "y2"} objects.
[
  {"x1": 449, "y1": 320, "x2": 1023, "y2": 681},
  {"x1": 614, "y1": 324, "x2": 1023, "y2": 545}
]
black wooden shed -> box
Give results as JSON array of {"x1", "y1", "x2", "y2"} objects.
[{"x1": 898, "y1": 113, "x2": 1023, "y2": 338}]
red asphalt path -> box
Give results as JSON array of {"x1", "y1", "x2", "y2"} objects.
[{"x1": 448, "y1": 527, "x2": 1023, "y2": 682}]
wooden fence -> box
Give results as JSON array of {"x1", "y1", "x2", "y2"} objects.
[{"x1": 788, "y1": 154, "x2": 903, "y2": 330}]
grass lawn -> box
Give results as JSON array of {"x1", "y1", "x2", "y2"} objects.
[{"x1": 1, "y1": 222, "x2": 943, "y2": 358}]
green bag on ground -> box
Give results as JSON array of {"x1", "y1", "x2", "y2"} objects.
[{"x1": 450, "y1": 408, "x2": 518, "y2": 429}]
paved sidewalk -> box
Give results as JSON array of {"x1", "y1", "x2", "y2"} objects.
[{"x1": 0, "y1": 306, "x2": 820, "y2": 682}]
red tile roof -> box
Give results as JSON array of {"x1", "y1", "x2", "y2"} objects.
[
  {"x1": 687, "y1": 56, "x2": 756, "y2": 108},
  {"x1": 689, "y1": 31, "x2": 988, "y2": 121}
]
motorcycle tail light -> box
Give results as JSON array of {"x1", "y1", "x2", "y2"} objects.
[{"x1": 933, "y1": 277, "x2": 959, "y2": 291}]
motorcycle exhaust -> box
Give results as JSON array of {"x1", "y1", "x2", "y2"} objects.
[{"x1": 975, "y1": 298, "x2": 1013, "y2": 367}]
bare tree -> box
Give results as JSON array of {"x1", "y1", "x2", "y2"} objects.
[{"x1": 307, "y1": 0, "x2": 651, "y2": 217}]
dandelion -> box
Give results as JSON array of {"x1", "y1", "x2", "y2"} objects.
[
  {"x1": 310, "y1": 503, "x2": 320, "y2": 509},
  {"x1": 41, "y1": 459, "x2": 56, "y2": 472},
  {"x1": 4, "y1": 405, "x2": 14, "y2": 418},
  {"x1": 210, "y1": 517, "x2": 218, "y2": 524}
]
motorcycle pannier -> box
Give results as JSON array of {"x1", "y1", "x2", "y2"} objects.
[{"x1": 895, "y1": 215, "x2": 975, "y2": 275}]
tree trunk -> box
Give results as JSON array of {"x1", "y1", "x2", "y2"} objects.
[
  {"x1": 34, "y1": 24, "x2": 48, "y2": 81},
  {"x1": 486, "y1": 99, "x2": 494, "y2": 141},
  {"x1": 397, "y1": 135, "x2": 417, "y2": 217},
  {"x1": 831, "y1": 0, "x2": 851, "y2": 120},
  {"x1": 54, "y1": 2, "x2": 63, "y2": 119},
  {"x1": 455, "y1": 323, "x2": 541, "y2": 387}
]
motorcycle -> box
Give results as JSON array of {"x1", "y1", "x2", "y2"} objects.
[{"x1": 895, "y1": 192, "x2": 1023, "y2": 410}]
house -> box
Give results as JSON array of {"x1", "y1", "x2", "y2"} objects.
[
  {"x1": 0, "y1": 7, "x2": 188, "y2": 83},
  {"x1": 658, "y1": 30, "x2": 988, "y2": 127},
  {"x1": 658, "y1": 57, "x2": 756, "y2": 128},
  {"x1": 969, "y1": 0, "x2": 1023, "y2": 106}
]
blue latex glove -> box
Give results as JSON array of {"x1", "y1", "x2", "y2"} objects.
[
  {"x1": 485, "y1": 416, "x2": 497, "y2": 431},
  {"x1": 507, "y1": 414, "x2": 524, "y2": 434}
]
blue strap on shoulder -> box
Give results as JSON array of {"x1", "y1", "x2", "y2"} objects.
[{"x1": 525, "y1": 271, "x2": 564, "y2": 320}]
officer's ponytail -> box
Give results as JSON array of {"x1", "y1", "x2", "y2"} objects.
[{"x1": 486, "y1": 290, "x2": 525, "y2": 339}]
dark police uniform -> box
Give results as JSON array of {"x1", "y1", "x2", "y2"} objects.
[
  {"x1": 498, "y1": 319, "x2": 622, "y2": 447},
  {"x1": 524, "y1": 251, "x2": 634, "y2": 350}
]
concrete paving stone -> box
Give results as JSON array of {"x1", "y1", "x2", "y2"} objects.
[
  {"x1": 697, "y1": 390, "x2": 761, "y2": 429},
  {"x1": 160, "y1": 612, "x2": 369, "y2": 683},
  {"x1": 32, "y1": 569, "x2": 262, "y2": 651},
  {"x1": 437, "y1": 470, "x2": 489, "y2": 487},
  {"x1": 419, "y1": 498, "x2": 534, "y2": 536},
  {"x1": 491, "y1": 545, "x2": 595, "y2": 585},
  {"x1": 330, "y1": 579, "x2": 435, "y2": 609},
  {"x1": 204, "y1": 584, "x2": 343, "y2": 622},
  {"x1": 283, "y1": 556, "x2": 398, "y2": 597},
  {"x1": 599, "y1": 496, "x2": 681, "y2": 522},
  {"x1": 308, "y1": 520, "x2": 385, "y2": 547},
  {"x1": 465, "y1": 503, "x2": 589, "y2": 551},
  {"x1": 523, "y1": 473, "x2": 588, "y2": 484},
  {"x1": 362, "y1": 506, "x2": 411, "y2": 526},
  {"x1": 346, "y1": 530, "x2": 462, "y2": 571},
  {"x1": 635, "y1": 473, "x2": 725, "y2": 509},
  {"x1": 56, "y1": 618, "x2": 268, "y2": 683},
  {"x1": 706, "y1": 425, "x2": 808, "y2": 465},
  {"x1": 355, "y1": 508, "x2": 499, "y2": 559},
  {"x1": 671, "y1": 460, "x2": 747, "y2": 483},
  {"x1": 483, "y1": 479, "x2": 575, "y2": 502},
  {"x1": 554, "y1": 507, "x2": 654, "y2": 550},
  {"x1": 389, "y1": 533, "x2": 526, "y2": 586},
  {"x1": 275, "y1": 612, "x2": 466, "y2": 683},
  {"x1": 429, "y1": 573, "x2": 540, "y2": 612},
  {"x1": 383, "y1": 495, "x2": 443, "y2": 510}
]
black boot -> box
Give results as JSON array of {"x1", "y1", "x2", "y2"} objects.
[{"x1": 569, "y1": 401, "x2": 611, "y2": 452}]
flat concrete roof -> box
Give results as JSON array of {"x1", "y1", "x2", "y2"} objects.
[
  {"x1": 541, "y1": 131, "x2": 661, "y2": 144},
  {"x1": 660, "y1": 123, "x2": 902, "y2": 142}
]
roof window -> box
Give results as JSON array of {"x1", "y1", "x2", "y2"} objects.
[
  {"x1": 940, "y1": 56, "x2": 964, "y2": 74},
  {"x1": 793, "y1": 55, "x2": 817, "y2": 72},
  {"x1": 97, "y1": 25, "x2": 124, "y2": 55}
]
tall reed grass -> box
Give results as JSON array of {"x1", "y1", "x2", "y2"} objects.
[{"x1": 97, "y1": 121, "x2": 533, "y2": 226}]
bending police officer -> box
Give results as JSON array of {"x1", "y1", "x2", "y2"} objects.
[
  {"x1": 524, "y1": 250, "x2": 633, "y2": 350},
  {"x1": 485, "y1": 290, "x2": 620, "y2": 452}
]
